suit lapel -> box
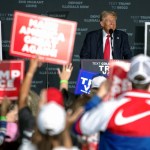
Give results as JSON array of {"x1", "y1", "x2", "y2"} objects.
[{"x1": 97, "y1": 29, "x2": 103, "y2": 59}]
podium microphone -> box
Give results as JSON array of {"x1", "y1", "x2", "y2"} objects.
[
  {"x1": 109, "y1": 29, "x2": 113, "y2": 36},
  {"x1": 109, "y1": 29, "x2": 114, "y2": 58}
]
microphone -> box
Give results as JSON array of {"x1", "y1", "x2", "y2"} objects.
[
  {"x1": 109, "y1": 29, "x2": 113, "y2": 35},
  {"x1": 109, "y1": 29, "x2": 113, "y2": 43},
  {"x1": 109, "y1": 29, "x2": 113, "y2": 37},
  {"x1": 109, "y1": 29, "x2": 114, "y2": 58}
]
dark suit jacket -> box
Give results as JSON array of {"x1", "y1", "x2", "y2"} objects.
[{"x1": 80, "y1": 29, "x2": 133, "y2": 60}]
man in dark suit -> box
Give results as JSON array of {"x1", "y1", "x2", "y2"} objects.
[{"x1": 80, "y1": 11, "x2": 133, "y2": 60}]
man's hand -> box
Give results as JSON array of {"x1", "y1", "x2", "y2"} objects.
[{"x1": 57, "y1": 63, "x2": 73, "y2": 81}]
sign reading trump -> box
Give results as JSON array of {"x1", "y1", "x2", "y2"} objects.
[
  {"x1": 75, "y1": 69, "x2": 98, "y2": 95},
  {"x1": 0, "y1": 60, "x2": 24, "y2": 100},
  {"x1": 10, "y1": 11, "x2": 77, "y2": 65}
]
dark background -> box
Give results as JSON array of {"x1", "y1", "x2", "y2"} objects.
[{"x1": 0, "y1": 0, "x2": 149, "y2": 94}]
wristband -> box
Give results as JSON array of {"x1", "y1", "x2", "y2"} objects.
[
  {"x1": 0, "y1": 116, "x2": 6, "y2": 121},
  {"x1": 60, "y1": 80, "x2": 68, "y2": 84}
]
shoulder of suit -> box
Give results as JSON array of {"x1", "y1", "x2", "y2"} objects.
[
  {"x1": 86, "y1": 29, "x2": 102, "y2": 36},
  {"x1": 115, "y1": 29, "x2": 128, "y2": 35},
  {"x1": 114, "y1": 29, "x2": 128, "y2": 38}
]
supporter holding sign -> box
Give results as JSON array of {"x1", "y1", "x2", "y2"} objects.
[
  {"x1": 10, "y1": 11, "x2": 77, "y2": 65},
  {"x1": 0, "y1": 60, "x2": 24, "y2": 100}
]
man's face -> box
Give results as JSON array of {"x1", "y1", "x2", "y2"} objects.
[{"x1": 100, "y1": 14, "x2": 117, "y2": 33}]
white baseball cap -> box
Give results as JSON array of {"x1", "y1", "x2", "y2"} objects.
[
  {"x1": 91, "y1": 75, "x2": 107, "y2": 88},
  {"x1": 128, "y1": 54, "x2": 150, "y2": 84},
  {"x1": 37, "y1": 102, "x2": 66, "y2": 136}
]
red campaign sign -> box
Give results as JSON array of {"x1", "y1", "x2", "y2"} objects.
[
  {"x1": 0, "y1": 60, "x2": 24, "y2": 101},
  {"x1": 10, "y1": 11, "x2": 77, "y2": 65},
  {"x1": 108, "y1": 60, "x2": 131, "y2": 99}
]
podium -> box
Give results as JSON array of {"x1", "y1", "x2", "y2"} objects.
[
  {"x1": 79, "y1": 59, "x2": 131, "y2": 98},
  {"x1": 81, "y1": 59, "x2": 109, "y2": 76}
]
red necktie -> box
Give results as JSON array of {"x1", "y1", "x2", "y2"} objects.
[{"x1": 104, "y1": 34, "x2": 110, "y2": 60}]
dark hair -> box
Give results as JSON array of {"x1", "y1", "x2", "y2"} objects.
[
  {"x1": 90, "y1": 88, "x2": 98, "y2": 97},
  {"x1": 70, "y1": 94, "x2": 91, "y2": 113},
  {"x1": 61, "y1": 88, "x2": 80, "y2": 111},
  {"x1": 132, "y1": 75, "x2": 150, "y2": 90}
]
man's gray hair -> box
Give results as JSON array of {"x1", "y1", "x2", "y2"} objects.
[{"x1": 100, "y1": 11, "x2": 117, "y2": 21}]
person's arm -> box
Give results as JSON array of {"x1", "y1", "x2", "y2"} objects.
[
  {"x1": 57, "y1": 63, "x2": 73, "y2": 91},
  {"x1": 61, "y1": 128, "x2": 73, "y2": 148},
  {"x1": 18, "y1": 57, "x2": 42, "y2": 110},
  {"x1": 62, "y1": 107, "x2": 84, "y2": 148}
]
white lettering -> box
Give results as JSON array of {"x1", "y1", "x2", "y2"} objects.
[
  {"x1": 11, "y1": 70, "x2": 20, "y2": 79},
  {"x1": 22, "y1": 44, "x2": 58, "y2": 57},
  {"x1": 0, "y1": 71, "x2": 9, "y2": 79},
  {"x1": 81, "y1": 77, "x2": 88, "y2": 84},
  {"x1": 84, "y1": 79, "x2": 92, "y2": 91}
]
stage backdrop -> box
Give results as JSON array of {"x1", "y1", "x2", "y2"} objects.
[{"x1": 0, "y1": 0, "x2": 149, "y2": 94}]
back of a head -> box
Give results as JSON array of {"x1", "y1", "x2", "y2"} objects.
[
  {"x1": 37, "y1": 102, "x2": 66, "y2": 136},
  {"x1": 90, "y1": 75, "x2": 107, "y2": 96},
  {"x1": 71, "y1": 94, "x2": 91, "y2": 113},
  {"x1": 128, "y1": 54, "x2": 150, "y2": 89},
  {"x1": 37, "y1": 88, "x2": 66, "y2": 136},
  {"x1": 61, "y1": 88, "x2": 79, "y2": 111},
  {"x1": 91, "y1": 75, "x2": 107, "y2": 89}
]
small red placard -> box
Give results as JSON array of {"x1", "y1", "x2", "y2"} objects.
[{"x1": 0, "y1": 60, "x2": 24, "y2": 100}]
